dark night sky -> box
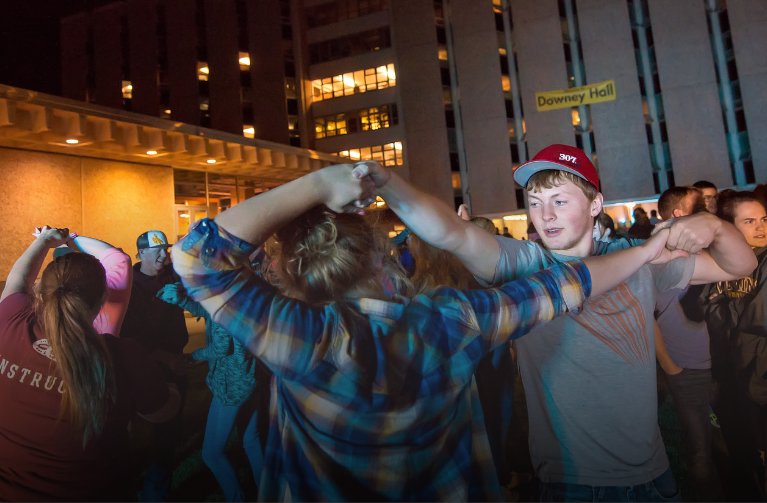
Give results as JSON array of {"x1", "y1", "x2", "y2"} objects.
[{"x1": 0, "y1": 1, "x2": 114, "y2": 96}]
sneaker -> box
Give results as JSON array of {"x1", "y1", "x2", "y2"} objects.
[{"x1": 709, "y1": 407, "x2": 720, "y2": 429}]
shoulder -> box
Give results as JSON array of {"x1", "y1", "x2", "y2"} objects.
[
  {"x1": 0, "y1": 292, "x2": 35, "y2": 324},
  {"x1": 598, "y1": 236, "x2": 643, "y2": 254}
]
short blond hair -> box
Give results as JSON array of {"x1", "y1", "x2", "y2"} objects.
[{"x1": 527, "y1": 170, "x2": 599, "y2": 202}]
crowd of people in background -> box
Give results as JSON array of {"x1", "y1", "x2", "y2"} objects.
[{"x1": 3, "y1": 143, "x2": 767, "y2": 502}]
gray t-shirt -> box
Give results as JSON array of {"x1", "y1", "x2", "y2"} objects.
[
  {"x1": 655, "y1": 288, "x2": 711, "y2": 370},
  {"x1": 486, "y1": 236, "x2": 695, "y2": 486}
]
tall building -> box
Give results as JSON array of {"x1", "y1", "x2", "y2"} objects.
[{"x1": 61, "y1": 0, "x2": 767, "y2": 218}]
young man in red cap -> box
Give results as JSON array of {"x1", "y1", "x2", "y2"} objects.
[{"x1": 351, "y1": 145, "x2": 756, "y2": 501}]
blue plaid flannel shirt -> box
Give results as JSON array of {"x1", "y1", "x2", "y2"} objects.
[{"x1": 172, "y1": 218, "x2": 591, "y2": 502}]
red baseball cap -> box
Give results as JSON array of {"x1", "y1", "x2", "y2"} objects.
[{"x1": 513, "y1": 144, "x2": 600, "y2": 190}]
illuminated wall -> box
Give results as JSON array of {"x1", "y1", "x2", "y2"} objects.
[{"x1": 0, "y1": 147, "x2": 175, "y2": 281}]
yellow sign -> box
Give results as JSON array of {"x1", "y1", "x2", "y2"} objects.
[{"x1": 535, "y1": 80, "x2": 616, "y2": 112}]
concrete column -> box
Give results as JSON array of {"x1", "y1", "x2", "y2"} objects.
[
  {"x1": 648, "y1": 0, "x2": 731, "y2": 187},
  {"x1": 727, "y1": 1, "x2": 767, "y2": 182},
  {"x1": 390, "y1": 0, "x2": 453, "y2": 206},
  {"x1": 577, "y1": 0, "x2": 654, "y2": 199},
  {"x1": 204, "y1": 0, "x2": 243, "y2": 135},
  {"x1": 60, "y1": 14, "x2": 89, "y2": 102},
  {"x1": 247, "y1": 0, "x2": 290, "y2": 144},
  {"x1": 93, "y1": 4, "x2": 125, "y2": 109},
  {"x1": 510, "y1": 0, "x2": 572, "y2": 158},
  {"x1": 165, "y1": 0, "x2": 199, "y2": 125},
  {"x1": 449, "y1": 0, "x2": 516, "y2": 213},
  {"x1": 128, "y1": 0, "x2": 159, "y2": 116}
]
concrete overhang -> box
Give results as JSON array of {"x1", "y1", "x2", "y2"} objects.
[{"x1": 0, "y1": 84, "x2": 344, "y2": 184}]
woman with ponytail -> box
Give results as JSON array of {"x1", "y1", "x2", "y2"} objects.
[
  {"x1": 0, "y1": 226, "x2": 180, "y2": 501},
  {"x1": 172, "y1": 163, "x2": 686, "y2": 502}
]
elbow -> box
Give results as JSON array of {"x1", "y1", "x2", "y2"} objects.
[{"x1": 742, "y1": 254, "x2": 759, "y2": 277}]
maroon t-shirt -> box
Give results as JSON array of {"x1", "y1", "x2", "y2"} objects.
[{"x1": 0, "y1": 292, "x2": 170, "y2": 502}]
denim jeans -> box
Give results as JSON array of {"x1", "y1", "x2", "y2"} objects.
[
  {"x1": 201, "y1": 396, "x2": 264, "y2": 502},
  {"x1": 142, "y1": 375, "x2": 188, "y2": 502},
  {"x1": 475, "y1": 342, "x2": 515, "y2": 486},
  {"x1": 665, "y1": 368, "x2": 723, "y2": 501},
  {"x1": 540, "y1": 467, "x2": 681, "y2": 502}
]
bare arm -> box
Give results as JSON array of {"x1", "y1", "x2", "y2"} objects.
[
  {"x1": 656, "y1": 213, "x2": 757, "y2": 285},
  {"x1": 213, "y1": 164, "x2": 373, "y2": 245},
  {"x1": 580, "y1": 228, "x2": 689, "y2": 297},
  {"x1": 65, "y1": 235, "x2": 114, "y2": 257},
  {"x1": 137, "y1": 383, "x2": 181, "y2": 423},
  {"x1": 1, "y1": 227, "x2": 69, "y2": 302},
  {"x1": 353, "y1": 162, "x2": 500, "y2": 282}
]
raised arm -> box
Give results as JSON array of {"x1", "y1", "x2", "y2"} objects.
[
  {"x1": 1, "y1": 226, "x2": 69, "y2": 302},
  {"x1": 67, "y1": 235, "x2": 133, "y2": 336},
  {"x1": 655, "y1": 212, "x2": 757, "y2": 284},
  {"x1": 351, "y1": 161, "x2": 500, "y2": 282},
  {"x1": 213, "y1": 164, "x2": 373, "y2": 245},
  {"x1": 465, "y1": 228, "x2": 685, "y2": 350}
]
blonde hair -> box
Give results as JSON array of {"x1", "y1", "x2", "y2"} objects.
[
  {"x1": 527, "y1": 169, "x2": 599, "y2": 201},
  {"x1": 36, "y1": 253, "x2": 114, "y2": 447},
  {"x1": 410, "y1": 217, "x2": 495, "y2": 294},
  {"x1": 275, "y1": 208, "x2": 413, "y2": 305}
]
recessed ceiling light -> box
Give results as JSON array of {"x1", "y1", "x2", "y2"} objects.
[
  {"x1": 206, "y1": 159, "x2": 216, "y2": 164},
  {"x1": 65, "y1": 139, "x2": 79, "y2": 144},
  {"x1": 147, "y1": 150, "x2": 157, "y2": 155}
]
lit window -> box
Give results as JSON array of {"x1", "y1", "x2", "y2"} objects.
[
  {"x1": 238, "y1": 52, "x2": 250, "y2": 70},
  {"x1": 198, "y1": 62, "x2": 209, "y2": 81},
  {"x1": 243, "y1": 126, "x2": 255, "y2": 138},
  {"x1": 571, "y1": 109, "x2": 581, "y2": 126},
  {"x1": 315, "y1": 104, "x2": 397, "y2": 139},
  {"x1": 335, "y1": 142, "x2": 404, "y2": 167},
  {"x1": 122, "y1": 81, "x2": 133, "y2": 100},
  {"x1": 438, "y1": 46, "x2": 448, "y2": 61},
  {"x1": 311, "y1": 64, "x2": 396, "y2": 103},
  {"x1": 502, "y1": 75, "x2": 510, "y2": 92}
]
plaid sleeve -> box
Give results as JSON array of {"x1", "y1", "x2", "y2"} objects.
[
  {"x1": 461, "y1": 261, "x2": 591, "y2": 351},
  {"x1": 172, "y1": 218, "x2": 336, "y2": 378}
]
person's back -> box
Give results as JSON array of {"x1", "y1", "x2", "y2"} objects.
[{"x1": 0, "y1": 231, "x2": 175, "y2": 501}]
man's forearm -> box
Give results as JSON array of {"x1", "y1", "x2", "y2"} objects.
[
  {"x1": 378, "y1": 171, "x2": 469, "y2": 252},
  {"x1": 214, "y1": 172, "x2": 323, "y2": 244}
]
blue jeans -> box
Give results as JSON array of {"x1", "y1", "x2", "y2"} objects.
[
  {"x1": 665, "y1": 368, "x2": 723, "y2": 501},
  {"x1": 142, "y1": 375, "x2": 187, "y2": 502},
  {"x1": 202, "y1": 396, "x2": 264, "y2": 502},
  {"x1": 540, "y1": 467, "x2": 681, "y2": 502},
  {"x1": 475, "y1": 342, "x2": 515, "y2": 485}
]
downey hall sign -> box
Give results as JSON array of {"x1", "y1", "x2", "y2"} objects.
[{"x1": 535, "y1": 80, "x2": 616, "y2": 112}]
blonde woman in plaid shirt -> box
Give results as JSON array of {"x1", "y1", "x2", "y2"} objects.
[{"x1": 172, "y1": 163, "x2": 685, "y2": 502}]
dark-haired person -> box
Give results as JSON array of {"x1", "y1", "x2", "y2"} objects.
[
  {"x1": 693, "y1": 180, "x2": 718, "y2": 214},
  {"x1": 157, "y1": 282, "x2": 264, "y2": 502},
  {"x1": 628, "y1": 207, "x2": 655, "y2": 239},
  {"x1": 703, "y1": 190, "x2": 767, "y2": 497},
  {"x1": 653, "y1": 186, "x2": 723, "y2": 501},
  {"x1": 121, "y1": 230, "x2": 191, "y2": 501},
  {"x1": 593, "y1": 212, "x2": 616, "y2": 242},
  {"x1": 355, "y1": 145, "x2": 756, "y2": 502},
  {"x1": 0, "y1": 226, "x2": 179, "y2": 501},
  {"x1": 171, "y1": 163, "x2": 687, "y2": 501}
]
